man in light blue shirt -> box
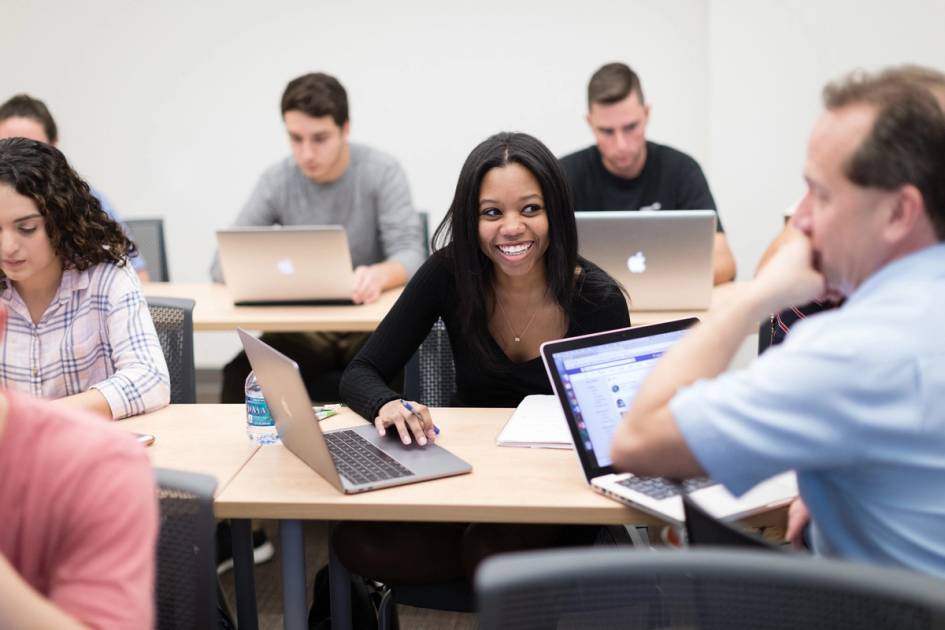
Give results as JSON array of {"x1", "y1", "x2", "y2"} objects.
[{"x1": 610, "y1": 67, "x2": 945, "y2": 578}]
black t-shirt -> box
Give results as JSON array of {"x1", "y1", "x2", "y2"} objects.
[
  {"x1": 340, "y1": 252, "x2": 631, "y2": 421},
  {"x1": 560, "y1": 141, "x2": 724, "y2": 232}
]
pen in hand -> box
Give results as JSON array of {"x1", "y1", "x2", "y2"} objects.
[{"x1": 400, "y1": 399, "x2": 440, "y2": 436}]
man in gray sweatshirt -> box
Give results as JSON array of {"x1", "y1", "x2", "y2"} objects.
[{"x1": 212, "y1": 72, "x2": 424, "y2": 405}]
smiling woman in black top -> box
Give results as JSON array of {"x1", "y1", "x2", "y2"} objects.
[
  {"x1": 333, "y1": 132, "x2": 630, "y2": 589},
  {"x1": 341, "y1": 131, "x2": 630, "y2": 444}
]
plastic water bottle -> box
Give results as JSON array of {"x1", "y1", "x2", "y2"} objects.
[{"x1": 245, "y1": 371, "x2": 280, "y2": 445}]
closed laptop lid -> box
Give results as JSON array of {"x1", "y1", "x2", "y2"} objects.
[
  {"x1": 576, "y1": 210, "x2": 716, "y2": 310},
  {"x1": 540, "y1": 318, "x2": 699, "y2": 482},
  {"x1": 217, "y1": 226, "x2": 355, "y2": 304}
]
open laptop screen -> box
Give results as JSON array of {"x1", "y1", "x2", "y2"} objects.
[{"x1": 542, "y1": 319, "x2": 697, "y2": 477}]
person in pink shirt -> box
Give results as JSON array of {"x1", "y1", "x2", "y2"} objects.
[{"x1": 0, "y1": 300, "x2": 158, "y2": 628}]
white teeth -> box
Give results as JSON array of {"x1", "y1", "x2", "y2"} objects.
[{"x1": 498, "y1": 243, "x2": 532, "y2": 255}]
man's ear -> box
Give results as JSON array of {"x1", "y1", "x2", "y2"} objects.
[{"x1": 884, "y1": 184, "x2": 925, "y2": 243}]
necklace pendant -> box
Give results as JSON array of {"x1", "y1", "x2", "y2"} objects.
[{"x1": 514, "y1": 336, "x2": 521, "y2": 343}]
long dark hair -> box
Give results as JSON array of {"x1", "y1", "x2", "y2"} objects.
[
  {"x1": 431, "y1": 132, "x2": 588, "y2": 361},
  {"x1": 0, "y1": 138, "x2": 137, "y2": 283}
]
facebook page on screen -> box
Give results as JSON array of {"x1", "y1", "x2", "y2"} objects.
[{"x1": 553, "y1": 330, "x2": 688, "y2": 468}]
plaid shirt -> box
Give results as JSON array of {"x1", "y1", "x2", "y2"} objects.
[{"x1": 0, "y1": 262, "x2": 170, "y2": 419}]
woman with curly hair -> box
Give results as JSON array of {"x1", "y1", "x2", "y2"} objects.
[{"x1": 0, "y1": 137, "x2": 169, "y2": 418}]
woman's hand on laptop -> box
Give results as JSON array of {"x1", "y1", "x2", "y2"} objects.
[
  {"x1": 375, "y1": 399, "x2": 437, "y2": 446},
  {"x1": 352, "y1": 265, "x2": 384, "y2": 304}
]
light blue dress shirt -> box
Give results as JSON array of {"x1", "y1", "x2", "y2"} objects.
[{"x1": 671, "y1": 243, "x2": 945, "y2": 578}]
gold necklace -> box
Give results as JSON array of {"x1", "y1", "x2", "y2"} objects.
[{"x1": 496, "y1": 297, "x2": 540, "y2": 343}]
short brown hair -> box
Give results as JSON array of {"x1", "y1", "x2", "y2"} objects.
[
  {"x1": 823, "y1": 68, "x2": 945, "y2": 240},
  {"x1": 280, "y1": 73, "x2": 348, "y2": 127},
  {"x1": 587, "y1": 63, "x2": 645, "y2": 107},
  {"x1": 879, "y1": 64, "x2": 945, "y2": 109},
  {"x1": 0, "y1": 94, "x2": 57, "y2": 143}
]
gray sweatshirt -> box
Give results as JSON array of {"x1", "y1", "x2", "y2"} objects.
[{"x1": 210, "y1": 143, "x2": 424, "y2": 282}]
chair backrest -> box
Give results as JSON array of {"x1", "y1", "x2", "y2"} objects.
[
  {"x1": 125, "y1": 217, "x2": 170, "y2": 281},
  {"x1": 683, "y1": 494, "x2": 780, "y2": 549},
  {"x1": 147, "y1": 296, "x2": 196, "y2": 404},
  {"x1": 476, "y1": 547, "x2": 945, "y2": 630},
  {"x1": 758, "y1": 315, "x2": 775, "y2": 355},
  {"x1": 403, "y1": 319, "x2": 455, "y2": 407},
  {"x1": 418, "y1": 210, "x2": 431, "y2": 256},
  {"x1": 155, "y1": 468, "x2": 218, "y2": 630}
]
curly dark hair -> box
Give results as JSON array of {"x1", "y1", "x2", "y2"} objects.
[{"x1": 0, "y1": 138, "x2": 136, "y2": 280}]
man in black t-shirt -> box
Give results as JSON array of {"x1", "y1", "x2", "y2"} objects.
[{"x1": 561, "y1": 63, "x2": 736, "y2": 284}]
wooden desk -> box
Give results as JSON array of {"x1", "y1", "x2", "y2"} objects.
[
  {"x1": 141, "y1": 282, "x2": 739, "y2": 332},
  {"x1": 217, "y1": 407, "x2": 665, "y2": 630},
  {"x1": 120, "y1": 404, "x2": 256, "y2": 496},
  {"x1": 215, "y1": 407, "x2": 660, "y2": 526},
  {"x1": 142, "y1": 282, "x2": 403, "y2": 332},
  {"x1": 122, "y1": 404, "x2": 263, "y2": 629},
  {"x1": 630, "y1": 282, "x2": 740, "y2": 326}
]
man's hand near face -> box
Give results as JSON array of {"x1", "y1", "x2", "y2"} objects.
[{"x1": 751, "y1": 236, "x2": 828, "y2": 314}]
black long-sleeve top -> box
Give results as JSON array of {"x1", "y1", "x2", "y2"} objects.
[{"x1": 340, "y1": 252, "x2": 631, "y2": 421}]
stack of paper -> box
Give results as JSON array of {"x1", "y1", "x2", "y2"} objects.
[{"x1": 496, "y1": 394, "x2": 573, "y2": 449}]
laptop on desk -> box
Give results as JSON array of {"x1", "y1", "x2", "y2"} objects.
[
  {"x1": 575, "y1": 210, "x2": 716, "y2": 310},
  {"x1": 217, "y1": 226, "x2": 356, "y2": 305},
  {"x1": 238, "y1": 329, "x2": 472, "y2": 494},
  {"x1": 540, "y1": 320, "x2": 797, "y2": 525}
]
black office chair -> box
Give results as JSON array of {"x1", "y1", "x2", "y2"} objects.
[
  {"x1": 477, "y1": 547, "x2": 945, "y2": 629},
  {"x1": 147, "y1": 296, "x2": 197, "y2": 404},
  {"x1": 377, "y1": 319, "x2": 471, "y2": 626},
  {"x1": 155, "y1": 468, "x2": 228, "y2": 630},
  {"x1": 126, "y1": 217, "x2": 170, "y2": 281},
  {"x1": 403, "y1": 318, "x2": 455, "y2": 406},
  {"x1": 683, "y1": 494, "x2": 781, "y2": 549},
  {"x1": 417, "y1": 210, "x2": 431, "y2": 256},
  {"x1": 758, "y1": 314, "x2": 775, "y2": 355}
]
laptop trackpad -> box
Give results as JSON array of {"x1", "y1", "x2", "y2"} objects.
[{"x1": 351, "y1": 424, "x2": 471, "y2": 476}]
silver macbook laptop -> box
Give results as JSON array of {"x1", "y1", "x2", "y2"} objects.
[
  {"x1": 540, "y1": 320, "x2": 796, "y2": 525},
  {"x1": 238, "y1": 329, "x2": 472, "y2": 493},
  {"x1": 217, "y1": 226, "x2": 356, "y2": 305},
  {"x1": 575, "y1": 210, "x2": 716, "y2": 310}
]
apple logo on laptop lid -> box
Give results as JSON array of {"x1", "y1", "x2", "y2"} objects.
[
  {"x1": 276, "y1": 257, "x2": 295, "y2": 275},
  {"x1": 627, "y1": 251, "x2": 647, "y2": 274}
]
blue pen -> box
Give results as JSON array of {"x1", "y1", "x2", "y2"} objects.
[{"x1": 400, "y1": 399, "x2": 440, "y2": 435}]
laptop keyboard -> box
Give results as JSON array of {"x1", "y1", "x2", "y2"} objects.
[
  {"x1": 324, "y1": 430, "x2": 414, "y2": 485},
  {"x1": 616, "y1": 476, "x2": 716, "y2": 500}
]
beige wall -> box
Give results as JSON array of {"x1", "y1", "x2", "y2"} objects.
[{"x1": 3, "y1": 0, "x2": 943, "y2": 365}]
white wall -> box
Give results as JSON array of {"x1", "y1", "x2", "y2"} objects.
[
  {"x1": 3, "y1": 0, "x2": 944, "y2": 366},
  {"x1": 707, "y1": 0, "x2": 945, "y2": 277}
]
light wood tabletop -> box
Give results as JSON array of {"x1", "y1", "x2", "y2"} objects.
[
  {"x1": 213, "y1": 406, "x2": 664, "y2": 526},
  {"x1": 630, "y1": 281, "x2": 740, "y2": 326},
  {"x1": 120, "y1": 404, "x2": 257, "y2": 496},
  {"x1": 142, "y1": 281, "x2": 740, "y2": 332},
  {"x1": 141, "y1": 282, "x2": 403, "y2": 332}
]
